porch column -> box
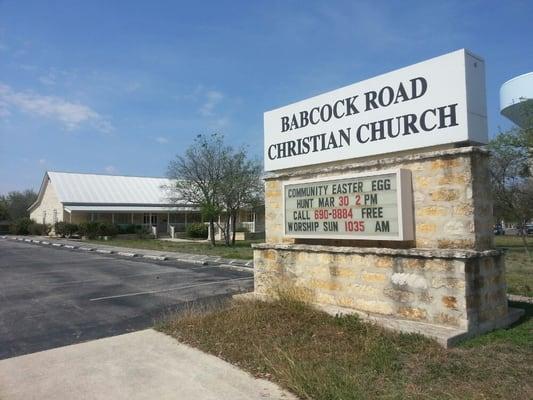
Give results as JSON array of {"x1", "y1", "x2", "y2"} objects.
[
  {"x1": 131, "y1": 213, "x2": 134, "y2": 224},
  {"x1": 253, "y1": 212, "x2": 256, "y2": 233},
  {"x1": 112, "y1": 213, "x2": 115, "y2": 224},
  {"x1": 167, "y1": 212, "x2": 170, "y2": 233}
]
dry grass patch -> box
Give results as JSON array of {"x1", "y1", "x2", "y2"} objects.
[{"x1": 157, "y1": 298, "x2": 532, "y2": 400}]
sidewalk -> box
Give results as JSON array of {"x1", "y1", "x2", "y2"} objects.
[
  {"x1": 0, "y1": 329, "x2": 295, "y2": 400},
  {"x1": 2, "y1": 235, "x2": 253, "y2": 270}
]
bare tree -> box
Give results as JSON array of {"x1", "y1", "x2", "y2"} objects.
[
  {"x1": 218, "y1": 149, "x2": 263, "y2": 246},
  {"x1": 167, "y1": 134, "x2": 263, "y2": 247},
  {"x1": 167, "y1": 134, "x2": 230, "y2": 246}
]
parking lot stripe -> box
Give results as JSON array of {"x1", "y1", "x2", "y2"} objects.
[
  {"x1": 43, "y1": 270, "x2": 189, "y2": 287},
  {"x1": 89, "y1": 276, "x2": 253, "y2": 302}
]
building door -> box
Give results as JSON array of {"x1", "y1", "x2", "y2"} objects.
[{"x1": 159, "y1": 215, "x2": 168, "y2": 233}]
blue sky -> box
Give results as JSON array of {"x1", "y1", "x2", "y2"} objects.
[{"x1": 0, "y1": 0, "x2": 531, "y2": 193}]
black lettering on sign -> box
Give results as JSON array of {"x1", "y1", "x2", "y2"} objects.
[
  {"x1": 371, "y1": 179, "x2": 391, "y2": 191},
  {"x1": 323, "y1": 221, "x2": 339, "y2": 232},
  {"x1": 318, "y1": 197, "x2": 335, "y2": 207},
  {"x1": 361, "y1": 207, "x2": 384, "y2": 218},
  {"x1": 364, "y1": 193, "x2": 377, "y2": 205},
  {"x1": 375, "y1": 221, "x2": 390, "y2": 232},
  {"x1": 296, "y1": 198, "x2": 313, "y2": 208},
  {"x1": 293, "y1": 210, "x2": 311, "y2": 220}
]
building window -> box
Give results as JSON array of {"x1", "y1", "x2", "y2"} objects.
[
  {"x1": 143, "y1": 214, "x2": 158, "y2": 225},
  {"x1": 53, "y1": 209, "x2": 58, "y2": 224},
  {"x1": 244, "y1": 211, "x2": 255, "y2": 222},
  {"x1": 42, "y1": 211, "x2": 47, "y2": 224}
]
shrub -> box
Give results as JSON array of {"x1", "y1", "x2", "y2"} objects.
[
  {"x1": 54, "y1": 222, "x2": 78, "y2": 237},
  {"x1": 98, "y1": 222, "x2": 118, "y2": 238},
  {"x1": 186, "y1": 223, "x2": 208, "y2": 239},
  {"x1": 28, "y1": 222, "x2": 51, "y2": 236},
  {"x1": 117, "y1": 224, "x2": 137, "y2": 234},
  {"x1": 9, "y1": 217, "x2": 33, "y2": 235},
  {"x1": 135, "y1": 224, "x2": 151, "y2": 239},
  {"x1": 54, "y1": 221, "x2": 67, "y2": 237},
  {"x1": 78, "y1": 222, "x2": 100, "y2": 239}
]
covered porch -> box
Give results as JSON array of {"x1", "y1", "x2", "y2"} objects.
[{"x1": 63, "y1": 205, "x2": 202, "y2": 237}]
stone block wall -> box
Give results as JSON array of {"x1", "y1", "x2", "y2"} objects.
[
  {"x1": 254, "y1": 146, "x2": 519, "y2": 336},
  {"x1": 254, "y1": 244, "x2": 508, "y2": 331},
  {"x1": 29, "y1": 177, "x2": 64, "y2": 225},
  {"x1": 264, "y1": 147, "x2": 493, "y2": 250}
]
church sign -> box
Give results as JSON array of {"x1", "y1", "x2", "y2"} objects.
[
  {"x1": 264, "y1": 49, "x2": 487, "y2": 171},
  {"x1": 283, "y1": 169, "x2": 413, "y2": 241}
]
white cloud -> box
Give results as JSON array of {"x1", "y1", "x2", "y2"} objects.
[
  {"x1": 39, "y1": 73, "x2": 56, "y2": 86},
  {"x1": 155, "y1": 136, "x2": 168, "y2": 144},
  {"x1": 0, "y1": 82, "x2": 113, "y2": 133},
  {"x1": 125, "y1": 81, "x2": 142, "y2": 93},
  {"x1": 209, "y1": 117, "x2": 230, "y2": 129},
  {"x1": 199, "y1": 90, "x2": 224, "y2": 117},
  {"x1": 38, "y1": 158, "x2": 47, "y2": 165},
  {"x1": 104, "y1": 165, "x2": 117, "y2": 174}
]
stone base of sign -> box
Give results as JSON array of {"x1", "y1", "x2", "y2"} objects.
[
  {"x1": 250, "y1": 243, "x2": 524, "y2": 346},
  {"x1": 253, "y1": 145, "x2": 525, "y2": 346}
]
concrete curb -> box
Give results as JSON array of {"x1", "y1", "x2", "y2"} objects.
[
  {"x1": 172, "y1": 257, "x2": 209, "y2": 265},
  {"x1": 143, "y1": 254, "x2": 168, "y2": 261},
  {"x1": 2, "y1": 236, "x2": 254, "y2": 269},
  {"x1": 219, "y1": 264, "x2": 254, "y2": 272},
  {"x1": 96, "y1": 249, "x2": 113, "y2": 254},
  {"x1": 508, "y1": 294, "x2": 533, "y2": 304},
  {"x1": 117, "y1": 251, "x2": 139, "y2": 257},
  {"x1": 79, "y1": 247, "x2": 95, "y2": 251}
]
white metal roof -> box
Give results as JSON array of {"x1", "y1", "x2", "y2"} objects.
[
  {"x1": 47, "y1": 171, "x2": 184, "y2": 205},
  {"x1": 64, "y1": 205, "x2": 196, "y2": 213}
]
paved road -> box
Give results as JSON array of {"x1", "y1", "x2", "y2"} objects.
[{"x1": 0, "y1": 239, "x2": 253, "y2": 360}]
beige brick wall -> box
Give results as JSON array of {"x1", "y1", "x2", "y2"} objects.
[
  {"x1": 255, "y1": 146, "x2": 510, "y2": 331},
  {"x1": 254, "y1": 245, "x2": 508, "y2": 330},
  {"x1": 29, "y1": 178, "x2": 64, "y2": 225},
  {"x1": 264, "y1": 147, "x2": 493, "y2": 250}
]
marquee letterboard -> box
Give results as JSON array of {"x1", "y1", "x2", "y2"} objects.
[{"x1": 283, "y1": 169, "x2": 414, "y2": 241}]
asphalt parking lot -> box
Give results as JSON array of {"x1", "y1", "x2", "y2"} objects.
[{"x1": 0, "y1": 239, "x2": 253, "y2": 360}]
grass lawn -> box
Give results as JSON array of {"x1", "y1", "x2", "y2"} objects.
[
  {"x1": 86, "y1": 238, "x2": 260, "y2": 259},
  {"x1": 494, "y1": 235, "x2": 533, "y2": 297},
  {"x1": 158, "y1": 298, "x2": 532, "y2": 400}
]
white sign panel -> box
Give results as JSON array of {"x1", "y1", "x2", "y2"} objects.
[
  {"x1": 283, "y1": 169, "x2": 413, "y2": 241},
  {"x1": 265, "y1": 49, "x2": 487, "y2": 171}
]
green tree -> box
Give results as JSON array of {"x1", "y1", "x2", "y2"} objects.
[
  {"x1": 0, "y1": 190, "x2": 38, "y2": 221},
  {"x1": 489, "y1": 125, "x2": 533, "y2": 256},
  {"x1": 0, "y1": 195, "x2": 9, "y2": 220}
]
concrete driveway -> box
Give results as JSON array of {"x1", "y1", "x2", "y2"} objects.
[
  {"x1": 0, "y1": 239, "x2": 253, "y2": 360},
  {"x1": 0, "y1": 329, "x2": 295, "y2": 400}
]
